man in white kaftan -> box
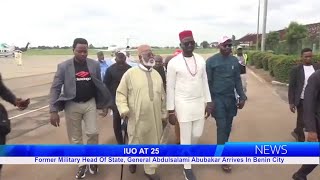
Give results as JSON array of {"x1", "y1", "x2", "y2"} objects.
[
  {"x1": 166, "y1": 30, "x2": 213, "y2": 180},
  {"x1": 116, "y1": 45, "x2": 167, "y2": 180}
]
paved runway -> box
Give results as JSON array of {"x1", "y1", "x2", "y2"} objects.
[{"x1": 0, "y1": 55, "x2": 319, "y2": 180}]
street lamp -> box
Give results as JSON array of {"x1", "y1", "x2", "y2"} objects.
[
  {"x1": 261, "y1": 0, "x2": 268, "y2": 52},
  {"x1": 256, "y1": 0, "x2": 261, "y2": 51}
]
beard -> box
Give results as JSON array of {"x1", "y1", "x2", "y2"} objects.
[{"x1": 142, "y1": 58, "x2": 155, "y2": 67}]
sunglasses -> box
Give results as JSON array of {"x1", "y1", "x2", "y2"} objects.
[
  {"x1": 140, "y1": 52, "x2": 154, "y2": 58},
  {"x1": 224, "y1": 44, "x2": 232, "y2": 48},
  {"x1": 183, "y1": 41, "x2": 195, "y2": 46}
]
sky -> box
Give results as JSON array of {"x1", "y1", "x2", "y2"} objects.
[{"x1": 1, "y1": 0, "x2": 320, "y2": 48}]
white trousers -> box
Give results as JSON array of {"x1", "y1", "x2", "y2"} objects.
[{"x1": 179, "y1": 119, "x2": 205, "y2": 169}]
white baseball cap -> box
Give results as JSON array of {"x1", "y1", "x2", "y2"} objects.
[{"x1": 219, "y1": 36, "x2": 232, "y2": 44}]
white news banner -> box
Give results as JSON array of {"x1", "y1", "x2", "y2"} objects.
[{"x1": 0, "y1": 157, "x2": 319, "y2": 164}]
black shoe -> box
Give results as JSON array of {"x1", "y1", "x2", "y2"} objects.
[
  {"x1": 76, "y1": 165, "x2": 88, "y2": 179},
  {"x1": 144, "y1": 173, "x2": 160, "y2": 180},
  {"x1": 292, "y1": 172, "x2": 307, "y2": 180},
  {"x1": 291, "y1": 131, "x2": 305, "y2": 142},
  {"x1": 89, "y1": 164, "x2": 98, "y2": 175},
  {"x1": 183, "y1": 169, "x2": 196, "y2": 180},
  {"x1": 129, "y1": 165, "x2": 136, "y2": 174}
]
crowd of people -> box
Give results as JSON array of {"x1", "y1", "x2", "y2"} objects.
[
  {"x1": 0, "y1": 29, "x2": 318, "y2": 180},
  {"x1": 47, "y1": 31, "x2": 249, "y2": 180},
  {"x1": 288, "y1": 48, "x2": 320, "y2": 180}
]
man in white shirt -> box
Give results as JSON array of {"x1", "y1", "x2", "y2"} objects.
[
  {"x1": 166, "y1": 30, "x2": 213, "y2": 180},
  {"x1": 288, "y1": 48, "x2": 320, "y2": 142}
]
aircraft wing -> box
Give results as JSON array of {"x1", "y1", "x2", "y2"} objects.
[
  {"x1": 124, "y1": 49, "x2": 137, "y2": 52},
  {"x1": 93, "y1": 48, "x2": 137, "y2": 52},
  {"x1": 93, "y1": 49, "x2": 114, "y2": 52}
]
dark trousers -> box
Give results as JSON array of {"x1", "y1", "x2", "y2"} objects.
[
  {"x1": 0, "y1": 134, "x2": 6, "y2": 170},
  {"x1": 112, "y1": 105, "x2": 124, "y2": 144},
  {"x1": 215, "y1": 115, "x2": 234, "y2": 144},
  {"x1": 294, "y1": 99, "x2": 305, "y2": 141},
  {"x1": 213, "y1": 96, "x2": 237, "y2": 145},
  {"x1": 295, "y1": 122, "x2": 320, "y2": 177}
]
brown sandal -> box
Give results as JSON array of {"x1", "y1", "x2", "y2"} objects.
[{"x1": 221, "y1": 164, "x2": 232, "y2": 173}]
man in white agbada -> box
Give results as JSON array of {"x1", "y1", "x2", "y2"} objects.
[
  {"x1": 116, "y1": 45, "x2": 168, "y2": 180},
  {"x1": 166, "y1": 30, "x2": 213, "y2": 180}
]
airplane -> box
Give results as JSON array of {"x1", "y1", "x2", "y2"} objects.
[
  {"x1": 93, "y1": 38, "x2": 137, "y2": 55},
  {"x1": 94, "y1": 45, "x2": 137, "y2": 52},
  {"x1": 0, "y1": 43, "x2": 15, "y2": 57},
  {"x1": 0, "y1": 42, "x2": 30, "y2": 57}
]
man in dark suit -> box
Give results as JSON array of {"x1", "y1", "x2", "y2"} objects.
[
  {"x1": 154, "y1": 55, "x2": 166, "y2": 91},
  {"x1": 292, "y1": 69, "x2": 320, "y2": 180},
  {"x1": 288, "y1": 48, "x2": 319, "y2": 142},
  {"x1": 0, "y1": 74, "x2": 29, "y2": 175},
  {"x1": 103, "y1": 50, "x2": 131, "y2": 145},
  {"x1": 49, "y1": 38, "x2": 112, "y2": 179}
]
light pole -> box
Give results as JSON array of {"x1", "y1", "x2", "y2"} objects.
[
  {"x1": 261, "y1": 0, "x2": 268, "y2": 52},
  {"x1": 256, "y1": 0, "x2": 261, "y2": 50}
]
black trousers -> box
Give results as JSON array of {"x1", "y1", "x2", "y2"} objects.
[
  {"x1": 0, "y1": 134, "x2": 6, "y2": 170},
  {"x1": 112, "y1": 105, "x2": 124, "y2": 144},
  {"x1": 294, "y1": 99, "x2": 305, "y2": 141},
  {"x1": 296, "y1": 122, "x2": 320, "y2": 177}
]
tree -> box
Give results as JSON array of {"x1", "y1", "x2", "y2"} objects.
[
  {"x1": 200, "y1": 41, "x2": 210, "y2": 48},
  {"x1": 285, "y1": 21, "x2": 308, "y2": 54},
  {"x1": 232, "y1": 35, "x2": 236, "y2": 42},
  {"x1": 89, "y1": 44, "x2": 95, "y2": 49},
  {"x1": 266, "y1": 31, "x2": 280, "y2": 51}
]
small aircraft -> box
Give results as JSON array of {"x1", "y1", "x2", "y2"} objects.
[
  {"x1": 0, "y1": 43, "x2": 15, "y2": 57},
  {"x1": 0, "y1": 42, "x2": 30, "y2": 57},
  {"x1": 94, "y1": 38, "x2": 137, "y2": 54},
  {"x1": 94, "y1": 45, "x2": 136, "y2": 52}
]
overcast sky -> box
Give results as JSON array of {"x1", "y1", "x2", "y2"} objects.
[{"x1": 1, "y1": 0, "x2": 320, "y2": 47}]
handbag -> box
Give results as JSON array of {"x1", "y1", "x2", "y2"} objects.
[{"x1": 0, "y1": 104, "x2": 10, "y2": 136}]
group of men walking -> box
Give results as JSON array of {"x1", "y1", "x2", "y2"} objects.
[
  {"x1": 288, "y1": 48, "x2": 320, "y2": 180},
  {"x1": 0, "y1": 27, "x2": 318, "y2": 180},
  {"x1": 47, "y1": 31, "x2": 248, "y2": 180}
]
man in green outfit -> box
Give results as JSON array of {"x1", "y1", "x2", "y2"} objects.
[{"x1": 206, "y1": 36, "x2": 247, "y2": 173}]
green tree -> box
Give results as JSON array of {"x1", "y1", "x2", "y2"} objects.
[
  {"x1": 285, "y1": 21, "x2": 308, "y2": 54},
  {"x1": 266, "y1": 31, "x2": 280, "y2": 51},
  {"x1": 200, "y1": 41, "x2": 210, "y2": 48},
  {"x1": 89, "y1": 44, "x2": 95, "y2": 49},
  {"x1": 231, "y1": 35, "x2": 237, "y2": 50}
]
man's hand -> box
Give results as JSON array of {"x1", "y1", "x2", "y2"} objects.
[
  {"x1": 50, "y1": 112, "x2": 60, "y2": 127},
  {"x1": 162, "y1": 119, "x2": 168, "y2": 129},
  {"x1": 99, "y1": 107, "x2": 109, "y2": 117},
  {"x1": 168, "y1": 113, "x2": 177, "y2": 125},
  {"x1": 15, "y1": 98, "x2": 30, "y2": 110},
  {"x1": 306, "y1": 132, "x2": 318, "y2": 142},
  {"x1": 237, "y1": 100, "x2": 245, "y2": 109},
  {"x1": 289, "y1": 104, "x2": 296, "y2": 113},
  {"x1": 205, "y1": 102, "x2": 214, "y2": 119}
]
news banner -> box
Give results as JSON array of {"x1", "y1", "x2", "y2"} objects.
[{"x1": 0, "y1": 143, "x2": 319, "y2": 165}]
